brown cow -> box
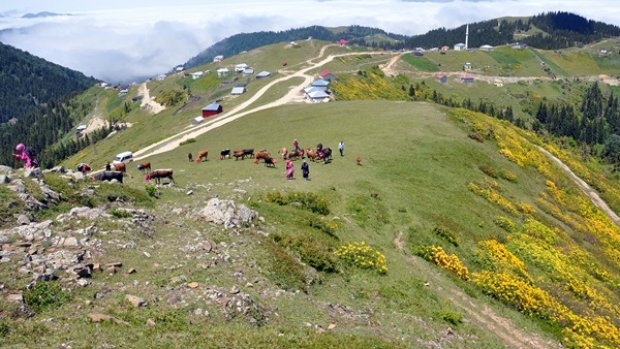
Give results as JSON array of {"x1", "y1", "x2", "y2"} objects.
[
  {"x1": 111, "y1": 162, "x2": 126, "y2": 172},
  {"x1": 305, "y1": 148, "x2": 318, "y2": 161},
  {"x1": 145, "y1": 169, "x2": 174, "y2": 184},
  {"x1": 195, "y1": 150, "x2": 208, "y2": 163},
  {"x1": 137, "y1": 162, "x2": 151, "y2": 172},
  {"x1": 253, "y1": 151, "x2": 270, "y2": 164},
  {"x1": 287, "y1": 148, "x2": 304, "y2": 160},
  {"x1": 233, "y1": 150, "x2": 245, "y2": 160}
]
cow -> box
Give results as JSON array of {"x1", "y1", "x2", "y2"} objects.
[
  {"x1": 318, "y1": 147, "x2": 332, "y2": 163},
  {"x1": 136, "y1": 162, "x2": 151, "y2": 172},
  {"x1": 242, "y1": 149, "x2": 255, "y2": 158},
  {"x1": 233, "y1": 150, "x2": 245, "y2": 160},
  {"x1": 287, "y1": 148, "x2": 304, "y2": 160},
  {"x1": 92, "y1": 171, "x2": 124, "y2": 183},
  {"x1": 77, "y1": 163, "x2": 91, "y2": 175},
  {"x1": 220, "y1": 149, "x2": 231, "y2": 160},
  {"x1": 264, "y1": 156, "x2": 277, "y2": 167},
  {"x1": 111, "y1": 162, "x2": 126, "y2": 172},
  {"x1": 195, "y1": 150, "x2": 208, "y2": 163},
  {"x1": 305, "y1": 148, "x2": 318, "y2": 162},
  {"x1": 145, "y1": 169, "x2": 174, "y2": 184}
]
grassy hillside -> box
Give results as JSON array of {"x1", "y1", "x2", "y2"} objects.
[{"x1": 6, "y1": 99, "x2": 620, "y2": 348}]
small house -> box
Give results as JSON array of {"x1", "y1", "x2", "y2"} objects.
[
  {"x1": 461, "y1": 76, "x2": 475, "y2": 84},
  {"x1": 118, "y1": 88, "x2": 128, "y2": 96},
  {"x1": 311, "y1": 79, "x2": 330, "y2": 88},
  {"x1": 464, "y1": 62, "x2": 472, "y2": 71},
  {"x1": 191, "y1": 71, "x2": 204, "y2": 80},
  {"x1": 436, "y1": 74, "x2": 448, "y2": 84},
  {"x1": 307, "y1": 90, "x2": 330, "y2": 102},
  {"x1": 202, "y1": 103, "x2": 223, "y2": 118},
  {"x1": 256, "y1": 71, "x2": 271, "y2": 79},
  {"x1": 304, "y1": 86, "x2": 327, "y2": 95},
  {"x1": 454, "y1": 43, "x2": 466, "y2": 51},
  {"x1": 76, "y1": 125, "x2": 87, "y2": 135},
  {"x1": 243, "y1": 68, "x2": 254, "y2": 76},
  {"x1": 319, "y1": 69, "x2": 336, "y2": 82},
  {"x1": 192, "y1": 116, "x2": 204, "y2": 125},
  {"x1": 480, "y1": 44, "x2": 494, "y2": 52},
  {"x1": 213, "y1": 55, "x2": 224, "y2": 62},
  {"x1": 175, "y1": 66, "x2": 184, "y2": 72},
  {"x1": 511, "y1": 43, "x2": 525, "y2": 50},
  {"x1": 155, "y1": 74, "x2": 166, "y2": 81},
  {"x1": 217, "y1": 68, "x2": 229, "y2": 77},
  {"x1": 338, "y1": 39, "x2": 348, "y2": 46},
  {"x1": 235, "y1": 63, "x2": 248, "y2": 72},
  {"x1": 231, "y1": 86, "x2": 246, "y2": 95}
]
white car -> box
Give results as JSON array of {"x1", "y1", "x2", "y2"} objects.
[{"x1": 112, "y1": 151, "x2": 133, "y2": 164}]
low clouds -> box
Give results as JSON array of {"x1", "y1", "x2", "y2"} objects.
[{"x1": 0, "y1": 0, "x2": 618, "y2": 83}]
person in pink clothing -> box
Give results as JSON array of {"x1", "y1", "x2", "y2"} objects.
[
  {"x1": 285, "y1": 159, "x2": 294, "y2": 180},
  {"x1": 12, "y1": 143, "x2": 38, "y2": 168}
]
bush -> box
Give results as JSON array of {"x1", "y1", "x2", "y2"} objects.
[
  {"x1": 479, "y1": 164, "x2": 498, "y2": 178},
  {"x1": 433, "y1": 226, "x2": 459, "y2": 247},
  {"x1": 417, "y1": 245, "x2": 469, "y2": 280},
  {"x1": 145, "y1": 184, "x2": 160, "y2": 198},
  {"x1": 274, "y1": 234, "x2": 338, "y2": 273},
  {"x1": 335, "y1": 241, "x2": 387, "y2": 274},
  {"x1": 499, "y1": 169, "x2": 517, "y2": 182},
  {"x1": 266, "y1": 191, "x2": 330, "y2": 215},
  {"x1": 179, "y1": 138, "x2": 196, "y2": 146},
  {"x1": 434, "y1": 309, "x2": 463, "y2": 326},
  {"x1": 264, "y1": 240, "x2": 307, "y2": 291},
  {"x1": 494, "y1": 216, "x2": 516, "y2": 233},
  {"x1": 109, "y1": 208, "x2": 131, "y2": 219},
  {"x1": 468, "y1": 132, "x2": 484, "y2": 143},
  {"x1": 24, "y1": 281, "x2": 70, "y2": 313},
  {"x1": 305, "y1": 215, "x2": 340, "y2": 238}
]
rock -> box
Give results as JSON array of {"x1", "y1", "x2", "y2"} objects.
[
  {"x1": 0, "y1": 175, "x2": 10, "y2": 184},
  {"x1": 127, "y1": 268, "x2": 136, "y2": 274},
  {"x1": 143, "y1": 251, "x2": 151, "y2": 258},
  {"x1": 49, "y1": 166, "x2": 66, "y2": 174},
  {"x1": 0, "y1": 220, "x2": 53, "y2": 242},
  {"x1": 146, "y1": 319, "x2": 156, "y2": 327},
  {"x1": 328, "y1": 323, "x2": 337, "y2": 330},
  {"x1": 89, "y1": 313, "x2": 113, "y2": 323},
  {"x1": 7, "y1": 293, "x2": 23, "y2": 303},
  {"x1": 125, "y1": 294, "x2": 146, "y2": 308},
  {"x1": 258, "y1": 216, "x2": 265, "y2": 223},
  {"x1": 0, "y1": 165, "x2": 13, "y2": 175},
  {"x1": 186, "y1": 190, "x2": 193, "y2": 196},
  {"x1": 233, "y1": 189, "x2": 247, "y2": 195},
  {"x1": 230, "y1": 286, "x2": 240, "y2": 294},
  {"x1": 106, "y1": 262, "x2": 123, "y2": 268},
  {"x1": 202, "y1": 241, "x2": 213, "y2": 253},
  {"x1": 77, "y1": 279, "x2": 89, "y2": 287},
  {"x1": 16, "y1": 214, "x2": 31, "y2": 225},
  {"x1": 194, "y1": 308, "x2": 203, "y2": 316},
  {"x1": 106, "y1": 266, "x2": 116, "y2": 274},
  {"x1": 24, "y1": 168, "x2": 43, "y2": 178},
  {"x1": 63, "y1": 237, "x2": 79, "y2": 247},
  {"x1": 199, "y1": 198, "x2": 257, "y2": 229},
  {"x1": 166, "y1": 293, "x2": 181, "y2": 306},
  {"x1": 172, "y1": 208, "x2": 183, "y2": 215},
  {"x1": 92, "y1": 263, "x2": 102, "y2": 272},
  {"x1": 187, "y1": 282, "x2": 199, "y2": 289}
]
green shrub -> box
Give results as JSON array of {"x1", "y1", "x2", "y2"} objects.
[
  {"x1": 479, "y1": 164, "x2": 498, "y2": 178},
  {"x1": 335, "y1": 241, "x2": 388, "y2": 274},
  {"x1": 499, "y1": 169, "x2": 517, "y2": 182},
  {"x1": 145, "y1": 184, "x2": 160, "y2": 199},
  {"x1": 494, "y1": 216, "x2": 516, "y2": 233},
  {"x1": 433, "y1": 226, "x2": 459, "y2": 247},
  {"x1": 23, "y1": 178, "x2": 46, "y2": 202},
  {"x1": 468, "y1": 132, "x2": 484, "y2": 143},
  {"x1": 24, "y1": 281, "x2": 70, "y2": 313},
  {"x1": 179, "y1": 138, "x2": 196, "y2": 146},
  {"x1": 274, "y1": 234, "x2": 338, "y2": 273},
  {"x1": 263, "y1": 240, "x2": 307, "y2": 291},
  {"x1": 109, "y1": 208, "x2": 131, "y2": 219},
  {"x1": 434, "y1": 309, "x2": 463, "y2": 326},
  {"x1": 304, "y1": 215, "x2": 340, "y2": 238},
  {"x1": 266, "y1": 191, "x2": 330, "y2": 215}
]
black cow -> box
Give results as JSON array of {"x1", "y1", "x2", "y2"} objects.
[{"x1": 92, "y1": 171, "x2": 124, "y2": 183}]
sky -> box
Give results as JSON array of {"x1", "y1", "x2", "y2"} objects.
[{"x1": 1, "y1": 0, "x2": 618, "y2": 83}]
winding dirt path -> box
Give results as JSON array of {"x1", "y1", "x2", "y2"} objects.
[
  {"x1": 380, "y1": 52, "x2": 405, "y2": 76},
  {"x1": 134, "y1": 46, "x2": 396, "y2": 160},
  {"x1": 538, "y1": 146, "x2": 620, "y2": 226},
  {"x1": 138, "y1": 82, "x2": 165, "y2": 114},
  {"x1": 392, "y1": 232, "x2": 560, "y2": 349}
]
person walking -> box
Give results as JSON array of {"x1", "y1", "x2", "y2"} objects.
[
  {"x1": 285, "y1": 159, "x2": 294, "y2": 180},
  {"x1": 188, "y1": 152, "x2": 193, "y2": 162},
  {"x1": 293, "y1": 139, "x2": 300, "y2": 152},
  {"x1": 301, "y1": 160, "x2": 310, "y2": 181},
  {"x1": 338, "y1": 140, "x2": 345, "y2": 156},
  {"x1": 105, "y1": 162, "x2": 112, "y2": 171}
]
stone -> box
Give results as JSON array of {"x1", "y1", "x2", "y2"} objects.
[
  {"x1": 77, "y1": 279, "x2": 89, "y2": 287},
  {"x1": 199, "y1": 198, "x2": 257, "y2": 229},
  {"x1": 7, "y1": 293, "x2": 23, "y2": 303},
  {"x1": 16, "y1": 214, "x2": 31, "y2": 225},
  {"x1": 143, "y1": 251, "x2": 151, "y2": 258},
  {"x1": 146, "y1": 319, "x2": 156, "y2": 327},
  {"x1": 0, "y1": 165, "x2": 13, "y2": 175},
  {"x1": 187, "y1": 282, "x2": 199, "y2": 289},
  {"x1": 106, "y1": 262, "x2": 123, "y2": 268},
  {"x1": 89, "y1": 313, "x2": 113, "y2": 323},
  {"x1": 166, "y1": 293, "x2": 181, "y2": 306},
  {"x1": 186, "y1": 190, "x2": 193, "y2": 196},
  {"x1": 230, "y1": 286, "x2": 240, "y2": 294},
  {"x1": 92, "y1": 263, "x2": 102, "y2": 272},
  {"x1": 328, "y1": 323, "x2": 337, "y2": 330},
  {"x1": 202, "y1": 241, "x2": 213, "y2": 253},
  {"x1": 0, "y1": 175, "x2": 10, "y2": 184},
  {"x1": 194, "y1": 308, "x2": 203, "y2": 316},
  {"x1": 24, "y1": 168, "x2": 43, "y2": 178},
  {"x1": 127, "y1": 268, "x2": 136, "y2": 274},
  {"x1": 125, "y1": 294, "x2": 146, "y2": 308},
  {"x1": 63, "y1": 237, "x2": 79, "y2": 247},
  {"x1": 106, "y1": 266, "x2": 116, "y2": 275}
]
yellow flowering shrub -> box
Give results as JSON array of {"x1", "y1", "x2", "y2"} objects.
[
  {"x1": 418, "y1": 245, "x2": 469, "y2": 280},
  {"x1": 335, "y1": 241, "x2": 387, "y2": 274},
  {"x1": 468, "y1": 181, "x2": 518, "y2": 215},
  {"x1": 494, "y1": 216, "x2": 516, "y2": 232},
  {"x1": 477, "y1": 240, "x2": 527, "y2": 276},
  {"x1": 521, "y1": 218, "x2": 559, "y2": 243},
  {"x1": 518, "y1": 202, "x2": 536, "y2": 215}
]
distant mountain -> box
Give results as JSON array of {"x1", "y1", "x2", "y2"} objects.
[
  {"x1": 185, "y1": 25, "x2": 405, "y2": 68},
  {"x1": 402, "y1": 12, "x2": 620, "y2": 49},
  {"x1": 0, "y1": 41, "x2": 96, "y2": 167},
  {"x1": 22, "y1": 11, "x2": 69, "y2": 19}
]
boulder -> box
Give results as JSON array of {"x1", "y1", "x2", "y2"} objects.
[
  {"x1": 199, "y1": 198, "x2": 257, "y2": 229},
  {"x1": 0, "y1": 165, "x2": 13, "y2": 175},
  {"x1": 24, "y1": 168, "x2": 43, "y2": 178},
  {"x1": 0, "y1": 174, "x2": 11, "y2": 184},
  {"x1": 125, "y1": 294, "x2": 146, "y2": 308}
]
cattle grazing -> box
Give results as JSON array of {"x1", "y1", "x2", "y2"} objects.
[
  {"x1": 243, "y1": 149, "x2": 255, "y2": 158},
  {"x1": 220, "y1": 149, "x2": 230, "y2": 160},
  {"x1": 318, "y1": 147, "x2": 332, "y2": 163},
  {"x1": 253, "y1": 151, "x2": 271, "y2": 164},
  {"x1": 91, "y1": 171, "x2": 124, "y2": 183},
  {"x1": 233, "y1": 150, "x2": 245, "y2": 160},
  {"x1": 137, "y1": 162, "x2": 151, "y2": 172},
  {"x1": 111, "y1": 162, "x2": 126, "y2": 172},
  {"x1": 145, "y1": 169, "x2": 174, "y2": 184},
  {"x1": 264, "y1": 156, "x2": 277, "y2": 167},
  {"x1": 287, "y1": 148, "x2": 304, "y2": 160},
  {"x1": 356, "y1": 155, "x2": 362, "y2": 166},
  {"x1": 195, "y1": 150, "x2": 208, "y2": 163}
]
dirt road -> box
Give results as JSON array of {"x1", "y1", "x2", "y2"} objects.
[
  {"x1": 134, "y1": 46, "x2": 396, "y2": 160},
  {"x1": 138, "y1": 83, "x2": 165, "y2": 114},
  {"x1": 538, "y1": 146, "x2": 620, "y2": 226}
]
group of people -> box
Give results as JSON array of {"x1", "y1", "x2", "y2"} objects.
[{"x1": 285, "y1": 139, "x2": 345, "y2": 181}]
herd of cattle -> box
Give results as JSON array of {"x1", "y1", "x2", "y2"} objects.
[{"x1": 78, "y1": 143, "x2": 334, "y2": 185}]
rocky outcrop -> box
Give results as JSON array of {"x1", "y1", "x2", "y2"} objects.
[{"x1": 199, "y1": 198, "x2": 257, "y2": 229}]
